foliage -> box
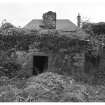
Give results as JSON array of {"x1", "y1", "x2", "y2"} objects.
[
  {"x1": 0, "y1": 61, "x2": 22, "y2": 78},
  {"x1": 0, "y1": 85, "x2": 21, "y2": 102},
  {"x1": 0, "y1": 22, "x2": 15, "y2": 30},
  {"x1": 82, "y1": 21, "x2": 105, "y2": 84},
  {"x1": 0, "y1": 28, "x2": 87, "y2": 52},
  {"x1": 82, "y1": 22, "x2": 105, "y2": 35},
  {"x1": 0, "y1": 72, "x2": 105, "y2": 102},
  {"x1": 2, "y1": 61, "x2": 21, "y2": 78}
]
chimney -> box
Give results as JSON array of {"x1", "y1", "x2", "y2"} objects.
[
  {"x1": 42, "y1": 11, "x2": 56, "y2": 29},
  {"x1": 77, "y1": 13, "x2": 81, "y2": 28}
]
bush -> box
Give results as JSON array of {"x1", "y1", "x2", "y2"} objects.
[
  {"x1": 0, "y1": 85, "x2": 21, "y2": 102},
  {"x1": 2, "y1": 61, "x2": 21, "y2": 78}
]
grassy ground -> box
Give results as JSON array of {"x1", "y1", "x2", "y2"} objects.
[{"x1": 0, "y1": 72, "x2": 104, "y2": 102}]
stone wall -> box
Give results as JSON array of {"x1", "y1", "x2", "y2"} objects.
[{"x1": 0, "y1": 32, "x2": 87, "y2": 78}]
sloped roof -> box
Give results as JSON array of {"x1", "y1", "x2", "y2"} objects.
[
  {"x1": 24, "y1": 19, "x2": 77, "y2": 31},
  {"x1": 24, "y1": 19, "x2": 42, "y2": 31},
  {"x1": 56, "y1": 19, "x2": 77, "y2": 31}
]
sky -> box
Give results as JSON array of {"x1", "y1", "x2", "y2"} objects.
[{"x1": 0, "y1": 0, "x2": 105, "y2": 27}]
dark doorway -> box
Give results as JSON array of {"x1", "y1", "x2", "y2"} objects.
[
  {"x1": 84, "y1": 51, "x2": 100, "y2": 74},
  {"x1": 33, "y1": 55, "x2": 48, "y2": 75}
]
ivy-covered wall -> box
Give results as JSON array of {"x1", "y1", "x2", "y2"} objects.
[{"x1": 0, "y1": 31, "x2": 88, "y2": 78}]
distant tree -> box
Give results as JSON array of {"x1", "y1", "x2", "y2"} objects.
[
  {"x1": 0, "y1": 22, "x2": 15, "y2": 30},
  {"x1": 82, "y1": 22, "x2": 105, "y2": 35},
  {"x1": 82, "y1": 22, "x2": 93, "y2": 35}
]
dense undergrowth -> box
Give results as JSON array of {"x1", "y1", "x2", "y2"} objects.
[{"x1": 0, "y1": 72, "x2": 104, "y2": 102}]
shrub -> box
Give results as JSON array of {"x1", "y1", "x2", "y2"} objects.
[
  {"x1": 0, "y1": 85, "x2": 21, "y2": 102},
  {"x1": 2, "y1": 61, "x2": 21, "y2": 78}
]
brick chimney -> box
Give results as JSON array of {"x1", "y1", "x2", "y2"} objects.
[
  {"x1": 42, "y1": 11, "x2": 56, "y2": 29},
  {"x1": 77, "y1": 13, "x2": 81, "y2": 28}
]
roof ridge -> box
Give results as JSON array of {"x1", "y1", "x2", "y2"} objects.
[{"x1": 31, "y1": 19, "x2": 71, "y2": 20}]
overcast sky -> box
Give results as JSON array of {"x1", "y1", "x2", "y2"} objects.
[{"x1": 0, "y1": 0, "x2": 105, "y2": 27}]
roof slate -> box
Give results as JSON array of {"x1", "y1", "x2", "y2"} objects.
[{"x1": 24, "y1": 19, "x2": 77, "y2": 31}]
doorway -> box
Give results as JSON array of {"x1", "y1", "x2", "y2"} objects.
[
  {"x1": 33, "y1": 55, "x2": 48, "y2": 75},
  {"x1": 84, "y1": 51, "x2": 100, "y2": 74}
]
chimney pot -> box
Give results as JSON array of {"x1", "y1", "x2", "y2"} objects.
[{"x1": 77, "y1": 13, "x2": 81, "y2": 28}]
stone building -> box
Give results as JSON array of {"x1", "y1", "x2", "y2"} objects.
[{"x1": 21, "y1": 11, "x2": 89, "y2": 77}]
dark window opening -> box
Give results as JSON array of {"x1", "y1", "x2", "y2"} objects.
[{"x1": 33, "y1": 55, "x2": 48, "y2": 75}]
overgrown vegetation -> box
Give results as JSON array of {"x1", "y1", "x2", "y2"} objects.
[
  {"x1": 82, "y1": 22, "x2": 105, "y2": 84},
  {"x1": 0, "y1": 22, "x2": 88, "y2": 81},
  {"x1": 0, "y1": 21, "x2": 105, "y2": 101}
]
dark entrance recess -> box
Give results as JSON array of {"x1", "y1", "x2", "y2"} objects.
[
  {"x1": 84, "y1": 51, "x2": 100, "y2": 74},
  {"x1": 33, "y1": 56, "x2": 48, "y2": 75}
]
